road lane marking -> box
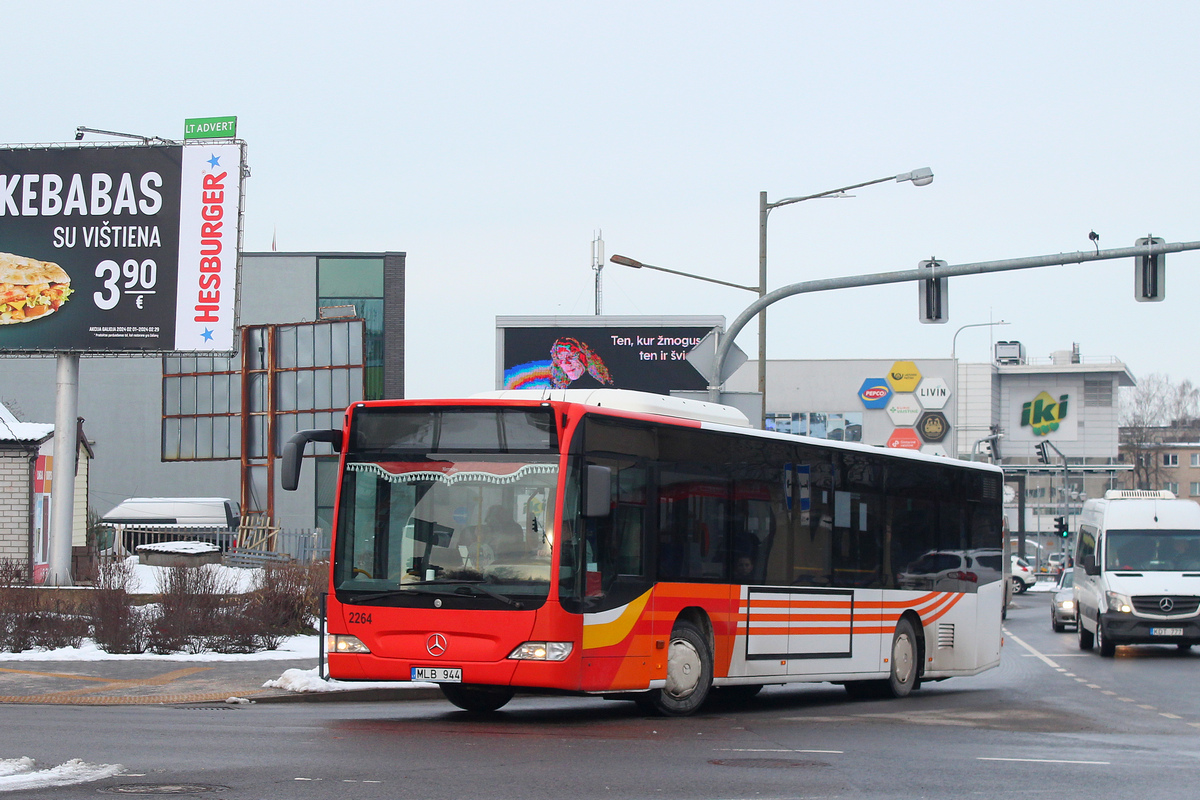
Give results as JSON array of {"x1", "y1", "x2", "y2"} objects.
[
  {"x1": 979, "y1": 757, "x2": 1110, "y2": 765},
  {"x1": 1003, "y1": 632, "x2": 1061, "y2": 669},
  {"x1": 714, "y1": 748, "x2": 844, "y2": 754}
]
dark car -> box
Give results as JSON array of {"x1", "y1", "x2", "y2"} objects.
[{"x1": 1051, "y1": 568, "x2": 1077, "y2": 632}]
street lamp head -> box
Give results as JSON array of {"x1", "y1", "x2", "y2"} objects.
[
  {"x1": 609, "y1": 254, "x2": 643, "y2": 269},
  {"x1": 896, "y1": 167, "x2": 934, "y2": 187}
]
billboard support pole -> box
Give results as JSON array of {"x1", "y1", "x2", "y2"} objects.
[{"x1": 48, "y1": 353, "x2": 80, "y2": 586}]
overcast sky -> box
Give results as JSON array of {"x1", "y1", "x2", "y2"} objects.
[{"x1": 9, "y1": 1, "x2": 1200, "y2": 398}]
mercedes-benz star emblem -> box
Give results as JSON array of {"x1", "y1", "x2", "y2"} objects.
[
  {"x1": 1159, "y1": 597, "x2": 1175, "y2": 613},
  {"x1": 426, "y1": 633, "x2": 448, "y2": 657}
]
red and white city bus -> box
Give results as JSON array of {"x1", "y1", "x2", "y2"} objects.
[{"x1": 283, "y1": 389, "x2": 1004, "y2": 715}]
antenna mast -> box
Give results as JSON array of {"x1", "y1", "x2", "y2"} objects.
[{"x1": 592, "y1": 230, "x2": 604, "y2": 315}]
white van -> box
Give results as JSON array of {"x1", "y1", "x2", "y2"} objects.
[
  {"x1": 101, "y1": 497, "x2": 240, "y2": 554},
  {"x1": 1074, "y1": 490, "x2": 1200, "y2": 656}
]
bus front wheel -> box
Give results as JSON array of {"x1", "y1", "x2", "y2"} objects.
[
  {"x1": 440, "y1": 683, "x2": 514, "y2": 713},
  {"x1": 638, "y1": 621, "x2": 712, "y2": 716}
]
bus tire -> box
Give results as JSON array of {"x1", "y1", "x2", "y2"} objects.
[
  {"x1": 885, "y1": 617, "x2": 919, "y2": 698},
  {"x1": 1078, "y1": 619, "x2": 1094, "y2": 651},
  {"x1": 440, "y1": 683, "x2": 514, "y2": 712},
  {"x1": 1096, "y1": 622, "x2": 1116, "y2": 658},
  {"x1": 641, "y1": 621, "x2": 712, "y2": 716}
]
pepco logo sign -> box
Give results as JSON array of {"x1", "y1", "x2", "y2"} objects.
[{"x1": 858, "y1": 378, "x2": 892, "y2": 409}]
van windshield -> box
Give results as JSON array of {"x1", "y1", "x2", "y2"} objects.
[{"x1": 1105, "y1": 530, "x2": 1200, "y2": 571}]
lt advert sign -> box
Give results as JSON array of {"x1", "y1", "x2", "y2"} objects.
[{"x1": 0, "y1": 142, "x2": 244, "y2": 354}]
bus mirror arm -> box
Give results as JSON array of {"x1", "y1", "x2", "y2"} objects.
[{"x1": 282, "y1": 429, "x2": 343, "y2": 491}]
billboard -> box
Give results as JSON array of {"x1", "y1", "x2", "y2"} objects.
[
  {"x1": 497, "y1": 316, "x2": 722, "y2": 396},
  {"x1": 0, "y1": 141, "x2": 245, "y2": 353}
]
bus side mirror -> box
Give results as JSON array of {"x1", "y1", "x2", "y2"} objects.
[
  {"x1": 584, "y1": 465, "x2": 612, "y2": 518},
  {"x1": 282, "y1": 429, "x2": 342, "y2": 491},
  {"x1": 1081, "y1": 554, "x2": 1099, "y2": 576}
]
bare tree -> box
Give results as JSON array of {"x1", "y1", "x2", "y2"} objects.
[{"x1": 1120, "y1": 373, "x2": 1200, "y2": 490}]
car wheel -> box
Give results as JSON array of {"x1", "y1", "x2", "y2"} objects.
[
  {"x1": 440, "y1": 683, "x2": 514, "y2": 712},
  {"x1": 1052, "y1": 613, "x2": 1065, "y2": 633},
  {"x1": 639, "y1": 621, "x2": 712, "y2": 716},
  {"x1": 1096, "y1": 622, "x2": 1116, "y2": 658},
  {"x1": 1011, "y1": 577, "x2": 1028, "y2": 595},
  {"x1": 1078, "y1": 619, "x2": 1094, "y2": 651}
]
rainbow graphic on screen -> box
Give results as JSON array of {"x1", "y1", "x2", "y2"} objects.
[{"x1": 503, "y1": 360, "x2": 553, "y2": 389}]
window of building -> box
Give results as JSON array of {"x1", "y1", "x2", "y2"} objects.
[
  {"x1": 1084, "y1": 379, "x2": 1113, "y2": 407},
  {"x1": 1166, "y1": 482, "x2": 1180, "y2": 495},
  {"x1": 766, "y1": 411, "x2": 863, "y2": 442},
  {"x1": 1163, "y1": 453, "x2": 1179, "y2": 467},
  {"x1": 317, "y1": 257, "x2": 385, "y2": 401},
  {"x1": 1190, "y1": 482, "x2": 1200, "y2": 497},
  {"x1": 1192, "y1": 453, "x2": 1200, "y2": 468}
]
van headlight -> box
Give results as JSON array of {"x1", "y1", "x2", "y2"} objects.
[
  {"x1": 1105, "y1": 591, "x2": 1133, "y2": 614},
  {"x1": 509, "y1": 642, "x2": 573, "y2": 661},
  {"x1": 328, "y1": 634, "x2": 371, "y2": 654}
]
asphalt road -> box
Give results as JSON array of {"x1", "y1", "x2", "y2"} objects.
[{"x1": 6, "y1": 590, "x2": 1199, "y2": 799}]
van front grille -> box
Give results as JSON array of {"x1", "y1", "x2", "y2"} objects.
[{"x1": 1132, "y1": 595, "x2": 1200, "y2": 617}]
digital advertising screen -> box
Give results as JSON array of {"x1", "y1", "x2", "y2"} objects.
[
  {"x1": 0, "y1": 141, "x2": 244, "y2": 354},
  {"x1": 498, "y1": 317, "x2": 722, "y2": 396}
]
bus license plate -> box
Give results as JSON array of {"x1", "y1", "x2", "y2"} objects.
[
  {"x1": 412, "y1": 667, "x2": 462, "y2": 682},
  {"x1": 1150, "y1": 627, "x2": 1184, "y2": 637}
]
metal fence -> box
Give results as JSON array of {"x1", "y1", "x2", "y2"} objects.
[{"x1": 94, "y1": 525, "x2": 329, "y2": 571}]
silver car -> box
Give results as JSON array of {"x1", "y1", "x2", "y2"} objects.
[{"x1": 1050, "y1": 568, "x2": 1077, "y2": 631}]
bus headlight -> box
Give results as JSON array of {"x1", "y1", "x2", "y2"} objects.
[
  {"x1": 1105, "y1": 591, "x2": 1133, "y2": 614},
  {"x1": 328, "y1": 634, "x2": 371, "y2": 654},
  {"x1": 509, "y1": 642, "x2": 573, "y2": 661}
]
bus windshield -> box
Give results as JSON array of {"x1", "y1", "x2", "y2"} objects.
[
  {"x1": 333, "y1": 455, "x2": 560, "y2": 603},
  {"x1": 1105, "y1": 530, "x2": 1200, "y2": 572}
]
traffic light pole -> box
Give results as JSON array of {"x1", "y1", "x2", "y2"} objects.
[
  {"x1": 708, "y1": 238, "x2": 1200, "y2": 401},
  {"x1": 1041, "y1": 439, "x2": 1070, "y2": 564}
]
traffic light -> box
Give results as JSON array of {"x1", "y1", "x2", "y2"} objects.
[
  {"x1": 918, "y1": 259, "x2": 948, "y2": 324},
  {"x1": 1036, "y1": 441, "x2": 1050, "y2": 464},
  {"x1": 1054, "y1": 516, "x2": 1069, "y2": 537},
  {"x1": 1135, "y1": 236, "x2": 1165, "y2": 302}
]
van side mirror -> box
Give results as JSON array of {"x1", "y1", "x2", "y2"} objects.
[
  {"x1": 584, "y1": 465, "x2": 612, "y2": 518},
  {"x1": 282, "y1": 429, "x2": 342, "y2": 491},
  {"x1": 1081, "y1": 554, "x2": 1099, "y2": 576}
]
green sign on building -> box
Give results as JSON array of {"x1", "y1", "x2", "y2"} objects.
[{"x1": 184, "y1": 116, "x2": 237, "y2": 140}]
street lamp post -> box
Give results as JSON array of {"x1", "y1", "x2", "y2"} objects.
[
  {"x1": 757, "y1": 168, "x2": 933, "y2": 425},
  {"x1": 951, "y1": 320, "x2": 1009, "y2": 359}
]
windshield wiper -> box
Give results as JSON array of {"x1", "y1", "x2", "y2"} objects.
[{"x1": 344, "y1": 580, "x2": 524, "y2": 608}]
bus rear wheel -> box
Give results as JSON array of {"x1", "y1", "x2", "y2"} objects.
[
  {"x1": 844, "y1": 617, "x2": 920, "y2": 699},
  {"x1": 440, "y1": 683, "x2": 514, "y2": 712},
  {"x1": 637, "y1": 621, "x2": 712, "y2": 716}
]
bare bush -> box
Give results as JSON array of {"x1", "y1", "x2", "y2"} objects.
[
  {"x1": 90, "y1": 558, "x2": 148, "y2": 654},
  {"x1": 148, "y1": 564, "x2": 238, "y2": 654},
  {"x1": 0, "y1": 559, "x2": 36, "y2": 652},
  {"x1": 250, "y1": 561, "x2": 324, "y2": 635}
]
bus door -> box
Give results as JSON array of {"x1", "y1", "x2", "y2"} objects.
[{"x1": 570, "y1": 458, "x2": 656, "y2": 692}]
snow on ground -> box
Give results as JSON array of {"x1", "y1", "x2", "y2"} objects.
[
  {"x1": 0, "y1": 757, "x2": 123, "y2": 793},
  {"x1": 263, "y1": 667, "x2": 424, "y2": 693},
  {"x1": 124, "y1": 556, "x2": 260, "y2": 594},
  {"x1": 0, "y1": 634, "x2": 320, "y2": 662}
]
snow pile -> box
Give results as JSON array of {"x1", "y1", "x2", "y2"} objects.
[
  {"x1": 263, "y1": 666, "x2": 424, "y2": 694},
  {"x1": 0, "y1": 757, "x2": 123, "y2": 792},
  {"x1": 135, "y1": 541, "x2": 220, "y2": 554}
]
